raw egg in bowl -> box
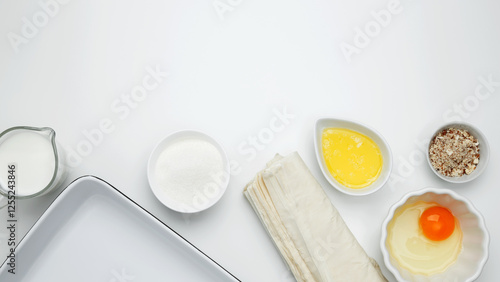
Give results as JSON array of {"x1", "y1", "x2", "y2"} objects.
[
  {"x1": 314, "y1": 118, "x2": 393, "y2": 196},
  {"x1": 381, "y1": 188, "x2": 489, "y2": 282}
]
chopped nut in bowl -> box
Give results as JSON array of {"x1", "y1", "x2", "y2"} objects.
[{"x1": 427, "y1": 122, "x2": 489, "y2": 183}]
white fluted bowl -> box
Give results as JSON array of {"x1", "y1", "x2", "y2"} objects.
[{"x1": 381, "y1": 188, "x2": 489, "y2": 282}]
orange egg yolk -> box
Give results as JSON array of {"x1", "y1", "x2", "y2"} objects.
[{"x1": 419, "y1": 206, "x2": 455, "y2": 241}]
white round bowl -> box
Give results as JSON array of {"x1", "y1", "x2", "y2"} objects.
[
  {"x1": 426, "y1": 122, "x2": 489, "y2": 184},
  {"x1": 147, "y1": 130, "x2": 230, "y2": 213},
  {"x1": 314, "y1": 117, "x2": 393, "y2": 196},
  {"x1": 381, "y1": 188, "x2": 489, "y2": 282}
]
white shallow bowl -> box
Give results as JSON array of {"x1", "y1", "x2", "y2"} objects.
[
  {"x1": 381, "y1": 188, "x2": 489, "y2": 282},
  {"x1": 147, "y1": 130, "x2": 230, "y2": 213},
  {"x1": 314, "y1": 117, "x2": 393, "y2": 196},
  {"x1": 426, "y1": 122, "x2": 490, "y2": 184}
]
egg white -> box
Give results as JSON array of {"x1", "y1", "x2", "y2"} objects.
[{"x1": 387, "y1": 201, "x2": 463, "y2": 275}]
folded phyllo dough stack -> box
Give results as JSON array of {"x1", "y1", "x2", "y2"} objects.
[{"x1": 244, "y1": 152, "x2": 387, "y2": 282}]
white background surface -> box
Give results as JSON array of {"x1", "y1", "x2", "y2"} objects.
[{"x1": 1, "y1": 0, "x2": 499, "y2": 281}]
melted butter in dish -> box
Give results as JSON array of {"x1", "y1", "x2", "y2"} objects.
[{"x1": 321, "y1": 128, "x2": 382, "y2": 188}]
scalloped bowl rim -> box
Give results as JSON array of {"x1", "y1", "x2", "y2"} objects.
[{"x1": 380, "y1": 188, "x2": 490, "y2": 282}]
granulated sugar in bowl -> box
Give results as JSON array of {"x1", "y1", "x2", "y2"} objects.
[{"x1": 147, "y1": 130, "x2": 230, "y2": 213}]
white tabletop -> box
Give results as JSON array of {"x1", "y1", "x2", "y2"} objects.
[{"x1": 1, "y1": 0, "x2": 499, "y2": 281}]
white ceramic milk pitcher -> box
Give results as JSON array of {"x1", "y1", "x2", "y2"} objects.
[{"x1": 0, "y1": 126, "x2": 67, "y2": 208}]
